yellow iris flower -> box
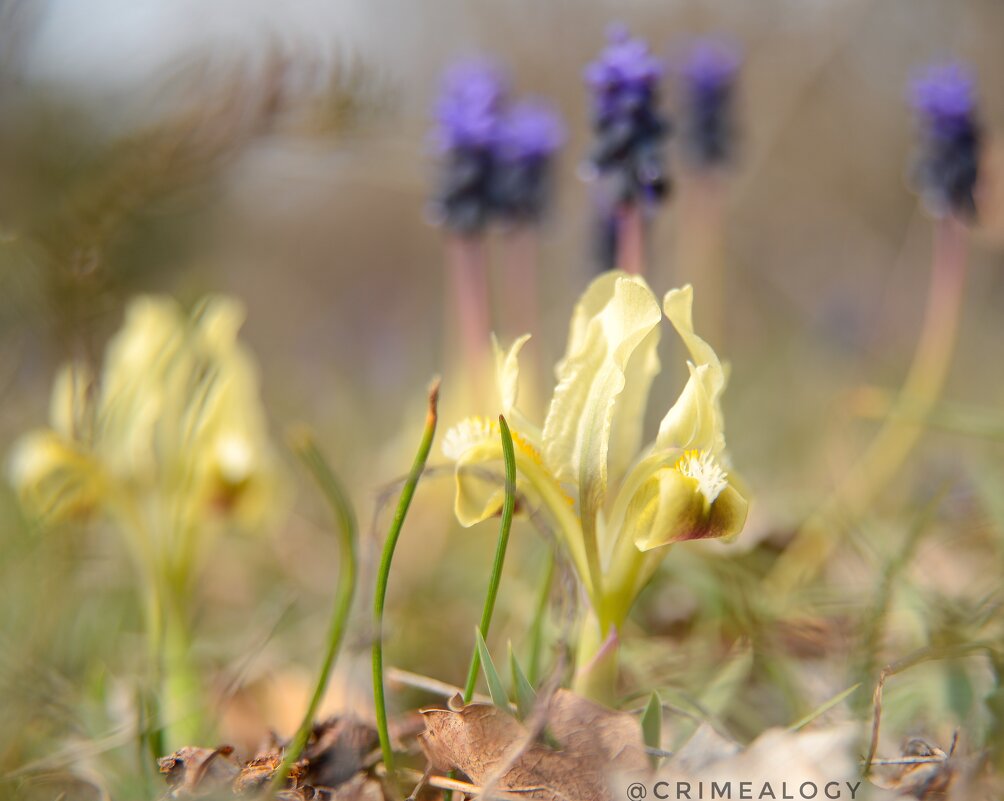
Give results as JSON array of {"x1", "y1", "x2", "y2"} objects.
[{"x1": 442, "y1": 271, "x2": 748, "y2": 695}]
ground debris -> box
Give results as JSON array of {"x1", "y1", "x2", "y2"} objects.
[
  {"x1": 232, "y1": 752, "x2": 304, "y2": 795},
  {"x1": 870, "y1": 738, "x2": 956, "y2": 800},
  {"x1": 301, "y1": 717, "x2": 379, "y2": 788},
  {"x1": 157, "y1": 717, "x2": 380, "y2": 799},
  {"x1": 159, "y1": 746, "x2": 241, "y2": 797}
]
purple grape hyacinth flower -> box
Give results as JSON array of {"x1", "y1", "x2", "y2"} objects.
[
  {"x1": 431, "y1": 61, "x2": 565, "y2": 231},
  {"x1": 492, "y1": 100, "x2": 565, "y2": 222},
  {"x1": 584, "y1": 25, "x2": 671, "y2": 207},
  {"x1": 586, "y1": 24, "x2": 664, "y2": 121},
  {"x1": 430, "y1": 60, "x2": 509, "y2": 233},
  {"x1": 679, "y1": 38, "x2": 741, "y2": 168},
  {"x1": 910, "y1": 62, "x2": 982, "y2": 219}
]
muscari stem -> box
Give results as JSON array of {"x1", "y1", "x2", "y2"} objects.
[
  {"x1": 462, "y1": 415, "x2": 518, "y2": 703},
  {"x1": 372, "y1": 381, "x2": 440, "y2": 780},
  {"x1": 766, "y1": 215, "x2": 969, "y2": 600},
  {"x1": 502, "y1": 227, "x2": 541, "y2": 342},
  {"x1": 270, "y1": 432, "x2": 358, "y2": 794},
  {"x1": 447, "y1": 235, "x2": 493, "y2": 406},
  {"x1": 677, "y1": 173, "x2": 727, "y2": 347},
  {"x1": 616, "y1": 202, "x2": 646, "y2": 276}
]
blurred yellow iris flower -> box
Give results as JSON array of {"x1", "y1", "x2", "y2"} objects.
[
  {"x1": 9, "y1": 294, "x2": 277, "y2": 580},
  {"x1": 442, "y1": 271, "x2": 748, "y2": 694},
  {"x1": 9, "y1": 294, "x2": 279, "y2": 743}
]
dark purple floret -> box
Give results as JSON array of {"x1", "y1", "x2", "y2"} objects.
[
  {"x1": 910, "y1": 62, "x2": 982, "y2": 219},
  {"x1": 430, "y1": 60, "x2": 508, "y2": 233},
  {"x1": 584, "y1": 25, "x2": 671, "y2": 207},
  {"x1": 492, "y1": 100, "x2": 565, "y2": 222},
  {"x1": 679, "y1": 38, "x2": 741, "y2": 168}
]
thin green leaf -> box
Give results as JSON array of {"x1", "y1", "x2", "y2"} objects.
[
  {"x1": 475, "y1": 628, "x2": 509, "y2": 710},
  {"x1": 509, "y1": 642, "x2": 536, "y2": 720}
]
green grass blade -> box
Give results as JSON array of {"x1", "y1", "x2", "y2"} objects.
[
  {"x1": 788, "y1": 683, "x2": 861, "y2": 731},
  {"x1": 509, "y1": 642, "x2": 536, "y2": 720}
]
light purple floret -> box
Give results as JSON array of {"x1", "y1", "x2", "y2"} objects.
[
  {"x1": 910, "y1": 62, "x2": 977, "y2": 133},
  {"x1": 585, "y1": 24, "x2": 664, "y2": 93},
  {"x1": 681, "y1": 38, "x2": 741, "y2": 94},
  {"x1": 495, "y1": 100, "x2": 565, "y2": 162},
  {"x1": 433, "y1": 60, "x2": 509, "y2": 152}
]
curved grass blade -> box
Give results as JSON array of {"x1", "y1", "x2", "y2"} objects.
[
  {"x1": 787, "y1": 683, "x2": 861, "y2": 732},
  {"x1": 373, "y1": 380, "x2": 440, "y2": 780},
  {"x1": 462, "y1": 414, "x2": 518, "y2": 702},
  {"x1": 270, "y1": 429, "x2": 358, "y2": 793}
]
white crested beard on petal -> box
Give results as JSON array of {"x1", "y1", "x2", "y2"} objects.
[
  {"x1": 441, "y1": 416, "x2": 496, "y2": 461},
  {"x1": 676, "y1": 449, "x2": 728, "y2": 504}
]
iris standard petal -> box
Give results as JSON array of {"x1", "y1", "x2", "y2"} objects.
[{"x1": 542, "y1": 274, "x2": 662, "y2": 520}]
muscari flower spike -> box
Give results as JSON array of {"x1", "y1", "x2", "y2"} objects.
[
  {"x1": 679, "y1": 37, "x2": 741, "y2": 168},
  {"x1": 584, "y1": 24, "x2": 671, "y2": 206},
  {"x1": 910, "y1": 62, "x2": 982, "y2": 220},
  {"x1": 491, "y1": 99, "x2": 565, "y2": 223},
  {"x1": 430, "y1": 60, "x2": 510, "y2": 233}
]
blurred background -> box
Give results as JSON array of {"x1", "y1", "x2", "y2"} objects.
[{"x1": 1, "y1": 0, "x2": 1003, "y2": 798}]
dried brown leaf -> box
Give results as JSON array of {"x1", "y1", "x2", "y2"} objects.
[
  {"x1": 549, "y1": 690, "x2": 650, "y2": 768},
  {"x1": 302, "y1": 717, "x2": 379, "y2": 788},
  {"x1": 158, "y1": 746, "x2": 240, "y2": 798},
  {"x1": 419, "y1": 689, "x2": 648, "y2": 801}
]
